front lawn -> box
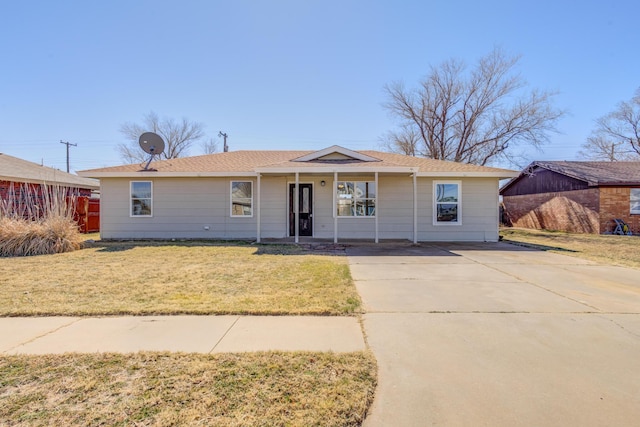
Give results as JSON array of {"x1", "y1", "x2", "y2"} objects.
[
  {"x1": 0, "y1": 351, "x2": 377, "y2": 426},
  {"x1": 0, "y1": 241, "x2": 360, "y2": 316}
]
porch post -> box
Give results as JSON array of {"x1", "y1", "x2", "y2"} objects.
[
  {"x1": 333, "y1": 171, "x2": 338, "y2": 243},
  {"x1": 375, "y1": 171, "x2": 379, "y2": 243},
  {"x1": 413, "y1": 171, "x2": 418, "y2": 244},
  {"x1": 295, "y1": 172, "x2": 299, "y2": 243},
  {"x1": 256, "y1": 173, "x2": 261, "y2": 243}
]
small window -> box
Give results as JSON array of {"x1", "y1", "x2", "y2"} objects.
[
  {"x1": 336, "y1": 181, "x2": 376, "y2": 217},
  {"x1": 434, "y1": 181, "x2": 461, "y2": 225},
  {"x1": 131, "y1": 181, "x2": 152, "y2": 217},
  {"x1": 631, "y1": 189, "x2": 640, "y2": 214},
  {"x1": 231, "y1": 181, "x2": 253, "y2": 216}
]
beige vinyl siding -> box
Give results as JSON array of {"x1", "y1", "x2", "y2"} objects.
[
  {"x1": 100, "y1": 177, "x2": 257, "y2": 239},
  {"x1": 99, "y1": 175, "x2": 501, "y2": 242},
  {"x1": 417, "y1": 178, "x2": 500, "y2": 242},
  {"x1": 260, "y1": 176, "x2": 287, "y2": 238},
  {"x1": 378, "y1": 175, "x2": 414, "y2": 240}
]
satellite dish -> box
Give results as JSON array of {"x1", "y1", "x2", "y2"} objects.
[
  {"x1": 139, "y1": 132, "x2": 165, "y2": 155},
  {"x1": 138, "y1": 132, "x2": 165, "y2": 171}
]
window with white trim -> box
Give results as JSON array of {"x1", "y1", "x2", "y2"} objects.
[
  {"x1": 434, "y1": 181, "x2": 461, "y2": 225},
  {"x1": 130, "y1": 181, "x2": 152, "y2": 217},
  {"x1": 336, "y1": 181, "x2": 376, "y2": 217},
  {"x1": 631, "y1": 188, "x2": 640, "y2": 214},
  {"x1": 231, "y1": 181, "x2": 253, "y2": 216}
]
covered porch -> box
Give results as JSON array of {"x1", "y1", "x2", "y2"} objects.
[{"x1": 254, "y1": 167, "x2": 418, "y2": 244}]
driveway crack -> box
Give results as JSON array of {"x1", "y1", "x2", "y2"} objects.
[
  {"x1": 476, "y1": 261, "x2": 603, "y2": 312},
  {"x1": 599, "y1": 315, "x2": 640, "y2": 340}
]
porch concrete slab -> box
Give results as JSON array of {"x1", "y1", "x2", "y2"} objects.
[
  {"x1": 5, "y1": 316, "x2": 238, "y2": 355},
  {"x1": 213, "y1": 316, "x2": 365, "y2": 353},
  {"x1": 347, "y1": 244, "x2": 468, "y2": 264},
  {"x1": 349, "y1": 262, "x2": 515, "y2": 282},
  {"x1": 492, "y1": 264, "x2": 640, "y2": 313},
  {"x1": 363, "y1": 312, "x2": 640, "y2": 427},
  {"x1": 0, "y1": 317, "x2": 79, "y2": 353},
  {"x1": 355, "y1": 278, "x2": 591, "y2": 313}
]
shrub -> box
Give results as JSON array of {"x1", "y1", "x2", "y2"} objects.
[{"x1": 0, "y1": 183, "x2": 83, "y2": 256}]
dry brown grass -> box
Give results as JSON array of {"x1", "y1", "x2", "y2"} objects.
[
  {"x1": 500, "y1": 227, "x2": 640, "y2": 269},
  {"x1": 0, "y1": 242, "x2": 360, "y2": 316},
  {"x1": 0, "y1": 351, "x2": 377, "y2": 426},
  {"x1": 0, "y1": 183, "x2": 83, "y2": 257}
]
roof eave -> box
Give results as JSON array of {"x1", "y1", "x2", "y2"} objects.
[
  {"x1": 418, "y1": 171, "x2": 518, "y2": 178},
  {"x1": 78, "y1": 171, "x2": 258, "y2": 178},
  {"x1": 0, "y1": 175, "x2": 99, "y2": 190},
  {"x1": 595, "y1": 181, "x2": 640, "y2": 187},
  {"x1": 256, "y1": 166, "x2": 415, "y2": 174}
]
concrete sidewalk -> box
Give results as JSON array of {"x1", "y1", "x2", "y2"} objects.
[{"x1": 0, "y1": 315, "x2": 365, "y2": 355}]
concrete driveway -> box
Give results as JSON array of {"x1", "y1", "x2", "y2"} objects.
[{"x1": 348, "y1": 242, "x2": 640, "y2": 427}]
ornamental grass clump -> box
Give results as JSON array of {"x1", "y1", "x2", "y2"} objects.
[{"x1": 0, "y1": 183, "x2": 82, "y2": 257}]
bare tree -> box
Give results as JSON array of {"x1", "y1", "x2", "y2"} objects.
[
  {"x1": 201, "y1": 137, "x2": 219, "y2": 155},
  {"x1": 578, "y1": 135, "x2": 639, "y2": 161},
  {"x1": 383, "y1": 48, "x2": 565, "y2": 166},
  {"x1": 117, "y1": 112, "x2": 206, "y2": 163},
  {"x1": 579, "y1": 88, "x2": 640, "y2": 160}
]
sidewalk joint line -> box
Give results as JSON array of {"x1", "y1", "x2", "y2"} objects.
[{"x1": 209, "y1": 316, "x2": 240, "y2": 354}]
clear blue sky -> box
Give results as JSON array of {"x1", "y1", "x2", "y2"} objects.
[{"x1": 1, "y1": 0, "x2": 638, "y2": 172}]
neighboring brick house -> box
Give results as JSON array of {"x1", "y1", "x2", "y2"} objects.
[
  {"x1": 0, "y1": 153, "x2": 100, "y2": 232},
  {"x1": 500, "y1": 161, "x2": 640, "y2": 234}
]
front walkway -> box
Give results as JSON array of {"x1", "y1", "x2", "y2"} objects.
[
  {"x1": 0, "y1": 315, "x2": 365, "y2": 355},
  {"x1": 349, "y1": 242, "x2": 640, "y2": 427}
]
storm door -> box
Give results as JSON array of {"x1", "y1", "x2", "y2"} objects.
[{"x1": 289, "y1": 183, "x2": 313, "y2": 237}]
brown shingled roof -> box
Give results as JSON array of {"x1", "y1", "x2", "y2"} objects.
[
  {"x1": 79, "y1": 148, "x2": 516, "y2": 177},
  {"x1": 531, "y1": 161, "x2": 640, "y2": 186}
]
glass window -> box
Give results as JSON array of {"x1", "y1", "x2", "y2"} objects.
[
  {"x1": 231, "y1": 181, "x2": 253, "y2": 216},
  {"x1": 336, "y1": 181, "x2": 376, "y2": 217},
  {"x1": 131, "y1": 181, "x2": 152, "y2": 217},
  {"x1": 631, "y1": 189, "x2": 640, "y2": 214},
  {"x1": 434, "y1": 181, "x2": 461, "y2": 224}
]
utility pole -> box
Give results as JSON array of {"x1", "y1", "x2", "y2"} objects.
[
  {"x1": 60, "y1": 140, "x2": 77, "y2": 173},
  {"x1": 218, "y1": 131, "x2": 229, "y2": 152}
]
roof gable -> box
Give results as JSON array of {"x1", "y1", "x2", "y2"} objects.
[{"x1": 292, "y1": 145, "x2": 381, "y2": 162}]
